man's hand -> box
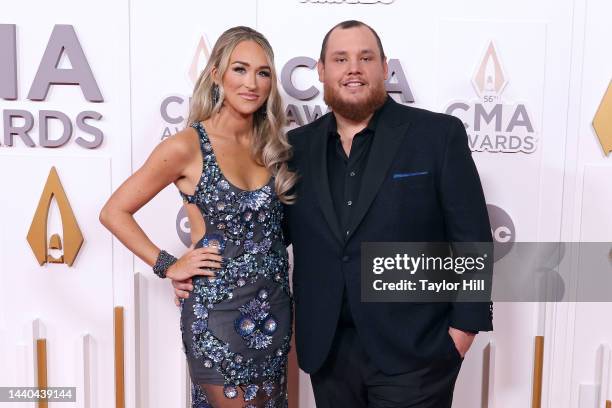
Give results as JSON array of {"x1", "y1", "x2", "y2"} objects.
[
  {"x1": 172, "y1": 242, "x2": 196, "y2": 307},
  {"x1": 448, "y1": 326, "x2": 476, "y2": 358},
  {"x1": 172, "y1": 278, "x2": 194, "y2": 306}
]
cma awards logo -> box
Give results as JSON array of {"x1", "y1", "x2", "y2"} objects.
[
  {"x1": 27, "y1": 167, "x2": 84, "y2": 266},
  {"x1": 158, "y1": 34, "x2": 415, "y2": 137},
  {"x1": 445, "y1": 41, "x2": 537, "y2": 154},
  {"x1": 487, "y1": 204, "x2": 515, "y2": 262},
  {"x1": 0, "y1": 24, "x2": 104, "y2": 149},
  {"x1": 159, "y1": 35, "x2": 211, "y2": 139}
]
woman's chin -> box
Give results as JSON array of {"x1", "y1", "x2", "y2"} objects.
[{"x1": 224, "y1": 103, "x2": 263, "y2": 117}]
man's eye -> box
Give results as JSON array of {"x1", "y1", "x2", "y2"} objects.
[
  {"x1": 336, "y1": 58, "x2": 346, "y2": 63},
  {"x1": 362, "y1": 57, "x2": 371, "y2": 61}
]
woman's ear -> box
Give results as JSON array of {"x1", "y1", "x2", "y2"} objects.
[{"x1": 211, "y1": 66, "x2": 219, "y2": 85}]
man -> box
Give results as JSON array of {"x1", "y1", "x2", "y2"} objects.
[
  {"x1": 176, "y1": 20, "x2": 493, "y2": 407},
  {"x1": 283, "y1": 20, "x2": 492, "y2": 407}
]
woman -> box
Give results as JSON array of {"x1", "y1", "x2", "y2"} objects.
[{"x1": 100, "y1": 26, "x2": 296, "y2": 407}]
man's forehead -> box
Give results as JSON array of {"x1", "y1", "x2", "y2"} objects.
[
  {"x1": 327, "y1": 27, "x2": 377, "y2": 49},
  {"x1": 328, "y1": 26, "x2": 376, "y2": 41}
]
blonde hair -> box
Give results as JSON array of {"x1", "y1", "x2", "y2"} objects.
[{"x1": 187, "y1": 26, "x2": 296, "y2": 204}]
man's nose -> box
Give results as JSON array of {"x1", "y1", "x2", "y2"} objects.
[{"x1": 347, "y1": 58, "x2": 362, "y2": 75}]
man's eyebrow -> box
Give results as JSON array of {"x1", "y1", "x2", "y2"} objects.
[
  {"x1": 231, "y1": 60, "x2": 271, "y2": 70},
  {"x1": 329, "y1": 49, "x2": 376, "y2": 56}
]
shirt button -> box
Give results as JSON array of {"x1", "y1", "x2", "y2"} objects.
[
  {"x1": 342, "y1": 255, "x2": 350, "y2": 262},
  {"x1": 347, "y1": 200, "x2": 353, "y2": 206},
  {"x1": 349, "y1": 171, "x2": 356, "y2": 177}
]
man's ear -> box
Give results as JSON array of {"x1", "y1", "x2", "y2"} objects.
[
  {"x1": 382, "y1": 57, "x2": 389, "y2": 81},
  {"x1": 317, "y1": 60, "x2": 324, "y2": 83}
]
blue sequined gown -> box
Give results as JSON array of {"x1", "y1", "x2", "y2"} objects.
[{"x1": 177, "y1": 122, "x2": 292, "y2": 407}]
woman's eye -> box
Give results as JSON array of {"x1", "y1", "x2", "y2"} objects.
[
  {"x1": 258, "y1": 71, "x2": 271, "y2": 77},
  {"x1": 233, "y1": 67, "x2": 246, "y2": 73}
]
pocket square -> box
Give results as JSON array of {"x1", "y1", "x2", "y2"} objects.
[{"x1": 393, "y1": 171, "x2": 429, "y2": 179}]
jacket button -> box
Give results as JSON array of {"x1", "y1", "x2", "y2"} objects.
[{"x1": 342, "y1": 255, "x2": 349, "y2": 262}]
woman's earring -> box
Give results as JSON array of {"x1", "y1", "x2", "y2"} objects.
[
  {"x1": 212, "y1": 84, "x2": 220, "y2": 105},
  {"x1": 258, "y1": 103, "x2": 268, "y2": 119}
]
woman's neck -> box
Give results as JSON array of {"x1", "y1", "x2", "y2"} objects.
[{"x1": 209, "y1": 105, "x2": 254, "y2": 142}]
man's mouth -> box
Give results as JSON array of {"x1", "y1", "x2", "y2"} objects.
[{"x1": 342, "y1": 80, "x2": 366, "y2": 88}]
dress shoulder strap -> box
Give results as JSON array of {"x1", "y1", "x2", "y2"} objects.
[
  {"x1": 190, "y1": 122, "x2": 212, "y2": 155},
  {"x1": 177, "y1": 122, "x2": 213, "y2": 204}
]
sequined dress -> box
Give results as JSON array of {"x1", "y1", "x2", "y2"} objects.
[{"x1": 177, "y1": 122, "x2": 292, "y2": 408}]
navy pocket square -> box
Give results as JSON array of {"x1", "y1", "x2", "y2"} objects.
[{"x1": 393, "y1": 171, "x2": 429, "y2": 179}]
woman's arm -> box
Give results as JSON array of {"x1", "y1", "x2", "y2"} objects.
[
  {"x1": 98, "y1": 129, "x2": 223, "y2": 283},
  {"x1": 99, "y1": 131, "x2": 192, "y2": 265}
]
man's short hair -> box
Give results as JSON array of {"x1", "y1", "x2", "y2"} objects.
[{"x1": 319, "y1": 20, "x2": 386, "y2": 63}]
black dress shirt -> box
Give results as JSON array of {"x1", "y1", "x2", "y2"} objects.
[{"x1": 326, "y1": 101, "x2": 387, "y2": 327}]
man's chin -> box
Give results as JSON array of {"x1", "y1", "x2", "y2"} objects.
[
  {"x1": 338, "y1": 90, "x2": 369, "y2": 102},
  {"x1": 335, "y1": 95, "x2": 369, "y2": 109}
]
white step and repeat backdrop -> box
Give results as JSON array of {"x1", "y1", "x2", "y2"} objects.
[{"x1": 1, "y1": 0, "x2": 611, "y2": 407}]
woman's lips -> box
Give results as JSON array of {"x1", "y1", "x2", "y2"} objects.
[{"x1": 238, "y1": 93, "x2": 259, "y2": 100}]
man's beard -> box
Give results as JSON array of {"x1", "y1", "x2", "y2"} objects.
[{"x1": 323, "y1": 80, "x2": 388, "y2": 122}]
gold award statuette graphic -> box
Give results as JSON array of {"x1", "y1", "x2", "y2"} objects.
[
  {"x1": 593, "y1": 80, "x2": 612, "y2": 156},
  {"x1": 27, "y1": 166, "x2": 84, "y2": 266},
  {"x1": 473, "y1": 41, "x2": 507, "y2": 97},
  {"x1": 189, "y1": 35, "x2": 210, "y2": 86}
]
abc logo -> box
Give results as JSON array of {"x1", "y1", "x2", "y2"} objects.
[
  {"x1": 486, "y1": 204, "x2": 515, "y2": 262},
  {"x1": 175, "y1": 206, "x2": 191, "y2": 247}
]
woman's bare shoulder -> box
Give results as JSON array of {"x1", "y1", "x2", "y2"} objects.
[{"x1": 156, "y1": 126, "x2": 200, "y2": 160}]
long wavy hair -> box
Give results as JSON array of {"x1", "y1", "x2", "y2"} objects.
[{"x1": 187, "y1": 26, "x2": 296, "y2": 204}]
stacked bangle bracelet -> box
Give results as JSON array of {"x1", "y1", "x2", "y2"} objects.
[{"x1": 152, "y1": 249, "x2": 177, "y2": 278}]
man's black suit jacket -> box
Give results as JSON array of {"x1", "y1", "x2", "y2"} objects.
[{"x1": 284, "y1": 97, "x2": 493, "y2": 375}]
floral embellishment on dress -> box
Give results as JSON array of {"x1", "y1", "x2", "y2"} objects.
[
  {"x1": 191, "y1": 383, "x2": 212, "y2": 408},
  {"x1": 234, "y1": 288, "x2": 278, "y2": 350},
  {"x1": 239, "y1": 186, "x2": 272, "y2": 212},
  {"x1": 244, "y1": 384, "x2": 259, "y2": 401},
  {"x1": 193, "y1": 303, "x2": 209, "y2": 320},
  {"x1": 244, "y1": 237, "x2": 272, "y2": 254},
  {"x1": 223, "y1": 384, "x2": 238, "y2": 399}
]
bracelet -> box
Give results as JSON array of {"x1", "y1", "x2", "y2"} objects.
[{"x1": 152, "y1": 249, "x2": 177, "y2": 279}]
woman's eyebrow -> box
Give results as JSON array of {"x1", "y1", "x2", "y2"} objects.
[{"x1": 231, "y1": 60, "x2": 270, "y2": 70}]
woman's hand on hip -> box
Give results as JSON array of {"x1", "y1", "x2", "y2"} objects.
[{"x1": 166, "y1": 246, "x2": 222, "y2": 282}]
